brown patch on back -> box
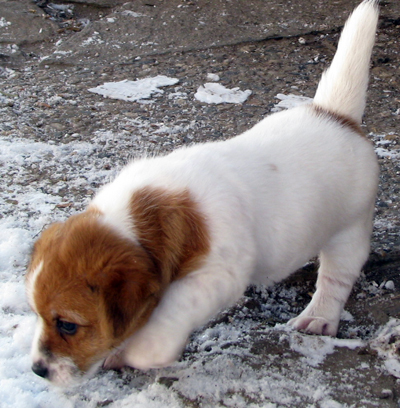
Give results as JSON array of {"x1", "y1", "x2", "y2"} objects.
[
  {"x1": 130, "y1": 186, "x2": 210, "y2": 287},
  {"x1": 313, "y1": 105, "x2": 365, "y2": 138}
]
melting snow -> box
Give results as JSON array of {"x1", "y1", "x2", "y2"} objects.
[
  {"x1": 371, "y1": 319, "x2": 400, "y2": 378},
  {"x1": 271, "y1": 93, "x2": 313, "y2": 111},
  {"x1": 88, "y1": 76, "x2": 180, "y2": 102},
  {"x1": 0, "y1": 17, "x2": 11, "y2": 28},
  {"x1": 194, "y1": 83, "x2": 252, "y2": 104}
]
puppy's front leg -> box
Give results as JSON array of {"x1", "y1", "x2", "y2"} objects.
[
  {"x1": 289, "y1": 221, "x2": 372, "y2": 336},
  {"x1": 105, "y1": 267, "x2": 247, "y2": 370}
]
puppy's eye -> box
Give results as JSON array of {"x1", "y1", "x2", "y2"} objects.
[{"x1": 57, "y1": 319, "x2": 78, "y2": 335}]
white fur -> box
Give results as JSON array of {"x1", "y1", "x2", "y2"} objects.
[
  {"x1": 31, "y1": 315, "x2": 45, "y2": 363},
  {"x1": 98, "y1": 0, "x2": 380, "y2": 370},
  {"x1": 313, "y1": 0, "x2": 379, "y2": 122},
  {"x1": 26, "y1": 260, "x2": 43, "y2": 312}
]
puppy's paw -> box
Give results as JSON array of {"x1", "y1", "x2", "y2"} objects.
[
  {"x1": 123, "y1": 328, "x2": 185, "y2": 370},
  {"x1": 288, "y1": 315, "x2": 338, "y2": 336}
]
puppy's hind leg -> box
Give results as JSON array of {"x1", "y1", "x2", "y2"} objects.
[{"x1": 288, "y1": 219, "x2": 372, "y2": 336}]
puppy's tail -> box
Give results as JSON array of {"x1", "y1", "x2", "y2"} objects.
[{"x1": 313, "y1": 0, "x2": 379, "y2": 123}]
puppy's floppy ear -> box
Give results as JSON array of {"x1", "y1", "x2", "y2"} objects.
[
  {"x1": 100, "y1": 245, "x2": 160, "y2": 339},
  {"x1": 130, "y1": 187, "x2": 210, "y2": 286}
]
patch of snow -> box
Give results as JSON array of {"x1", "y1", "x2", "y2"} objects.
[
  {"x1": 195, "y1": 83, "x2": 252, "y2": 104},
  {"x1": 206, "y1": 73, "x2": 220, "y2": 82},
  {"x1": 374, "y1": 147, "x2": 400, "y2": 159},
  {"x1": 168, "y1": 91, "x2": 188, "y2": 100},
  {"x1": 372, "y1": 133, "x2": 400, "y2": 159},
  {"x1": 122, "y1": 10, "x2": 146, "y2": 18},
  {"x1": 81, "y1": 32, "x2": 104, "y2": 47},
  {"x1": 0, "y1": 67, "x2": 16, "y2": 79},
  {"x1": 370, "y1": 318, "x2": 400, "y2": 378},
  {"x1": 271, "y1": 93, "x2": 313, "y2": 111},
  {"x1": 283, "y1": 327, "x2": 364, "y2": 367},
  {"x1": 385, "y1": 280, "x2": 395, "y2": 290},
  {"x1": 0, "y1": 17, "x2": 11, "y2": 28},
  {"x1": 88, "y1": 76, "x2": 179, "y2": 102},
  {"x1": 340, "y1": 310, "x2": 354, "y2": 322},
  {"x1": 48, "y1": 3, "x2": 74, "y2": 12}
]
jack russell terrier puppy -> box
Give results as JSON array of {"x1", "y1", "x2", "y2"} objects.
[{"x1": 26, "y1": 0, "x2": 380, "y2": 386}]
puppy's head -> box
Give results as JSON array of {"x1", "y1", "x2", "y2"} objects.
[
  {"x1": 26, "y1": 211, "x2": 159, "y2": 386},
  {"x1": 26, "y1": 187, "x2": 210, "y2": 386}
]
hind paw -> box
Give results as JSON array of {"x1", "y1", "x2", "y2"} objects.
[{"x1": 288, "y1": 315, "x2": 338, "y2": 336}]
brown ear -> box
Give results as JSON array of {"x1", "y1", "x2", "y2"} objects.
[
  {"x1": 130, "y1": 187, "x2": 210, "y2": 286},
  {"x1": 100, "y1": 244, "x2": 160, "y2": 339}
]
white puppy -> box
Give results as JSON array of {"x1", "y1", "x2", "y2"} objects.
[{"x1": 26, "y1": 0, "x2": 379, "y2": 386}]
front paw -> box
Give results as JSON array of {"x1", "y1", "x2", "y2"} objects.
[
  {"x1": 123, "y1": 328, "x2": 186, "y2": 370},
  {"x1": 288, "y1": 315, "x2": 338, "y2": 336}
]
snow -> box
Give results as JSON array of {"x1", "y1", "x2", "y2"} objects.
[
  {"x1": 372, "y1": 133, "x2": 400, "y2": 159},
  {"x1": 121, "y1": 10, "x2": 146, "y2": 18},
  {"x1": 0, "y1": 17, "x2": 11, "y2": 28},
  {"x1": 0, "y1": 78, "x2": 399, "y2": 407},
  {"x1": 285, "y1": 328, "x2": 364, "y2": 367},
  {"x1": 271, "y1": 93, "x2": 313, "y2": 111},
  {"x1": 385, "y1": 280, "x2": 395, "y2": 290},
  {"x1": 206, "y1": 73, "x2": 220, "y2": 82},
  {"x1": 194, "y1": 83, "x2": 252, "y2": 104},
  {"x1": 88, "y1": 76, "x2": 180, "y2": 102},
  {"x1": 371, "y1": 319, "x2": 400, "y2": 378}
]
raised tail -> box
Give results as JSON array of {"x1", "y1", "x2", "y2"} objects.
[{"x1": 313, "y1": 0, "x2": 379, "y2": 123}]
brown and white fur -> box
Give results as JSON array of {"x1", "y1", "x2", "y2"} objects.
[{"x1": 26, "y1": 0, "x2": 379, "y2": 386}]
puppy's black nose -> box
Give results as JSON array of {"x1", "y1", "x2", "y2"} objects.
[{"x1": 32, "y1": 361, "x2": 49, "y2": 379}]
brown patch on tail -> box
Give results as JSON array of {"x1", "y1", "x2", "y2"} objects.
[
  {"x1": 130, "y1": 187, "x2": 210, "y2": 286},
  {"x1": 313, "y1": 105, "x2": 365, "y2": 138}
]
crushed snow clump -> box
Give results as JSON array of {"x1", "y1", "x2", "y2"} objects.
[
  {"x1": 206, "y1": 73, "x2": 220, "y2": 82},
  {"x1": 195, "y1": 83, "x2": 251, "y2": 104},
  {"x1": 272, "y1": 93, "x2": 313, "y2": 111},
  {"x1": 370, "y1": 318, "x2": 400, "y2": 378},
  {"x1": 88, "y1": 76, "x2": 179, "y2": 102},
  {"x1": 285, "y1": 328, "x2": 364, "y2": 367},
  {"x1": 0, "y1": 17, "x2": 11, "y2": 28}
]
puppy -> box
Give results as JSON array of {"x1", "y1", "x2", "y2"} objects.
[{"x1": 26, "y1": 0, "x2": 379, "y2": 386}]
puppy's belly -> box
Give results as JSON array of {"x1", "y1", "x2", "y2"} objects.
[{"x1": 251, "y1": 256, "x2": 313, "y2": 286}]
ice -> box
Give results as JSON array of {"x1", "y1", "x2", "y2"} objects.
[
  {"x1": 194, "y1": 83, "x2": 252, "y2": 104},
  {"x1": 88, "y1": 76, "x2": 180, "y2": 102},
  {"x1": 271, "y1": 93, "x2": 313, "y2": 111}
]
